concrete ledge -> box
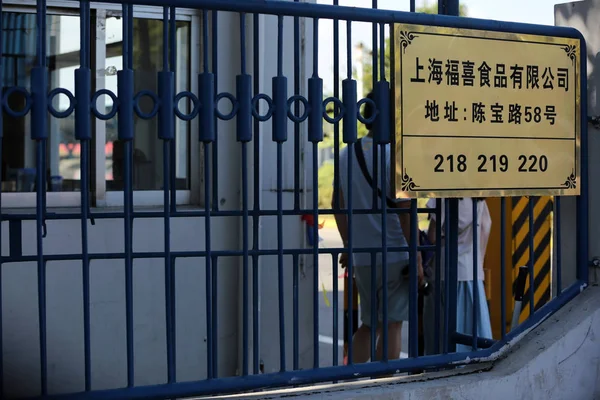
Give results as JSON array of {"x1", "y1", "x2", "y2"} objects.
[{"x1": 198, "y1": 285, "x2": 600, "y2": 400}]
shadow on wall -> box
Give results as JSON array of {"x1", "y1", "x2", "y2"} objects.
[{"x1": 555, "y1": 1, "x2": 600, "y2": 115}]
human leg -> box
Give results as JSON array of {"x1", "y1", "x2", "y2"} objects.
[
  {"x1": 375, "y1": 321, "x2": 403, "y2": 360},
  {"x1": 354, "y1": 262, "x2": 410, "y2": 361},
  {"x1": 351, "y1": 324, "x2": 374, "y2": 363},
  {"x1": 353, "y1": 266, "x2": 377, "y2": 363},
  {"x1": 377, "y1": 261, "x2": 409, "y2": 359}
]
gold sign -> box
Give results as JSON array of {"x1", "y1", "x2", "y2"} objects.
[{"x1": 393, "y1": 24, "x2": 581, "y2": 198}]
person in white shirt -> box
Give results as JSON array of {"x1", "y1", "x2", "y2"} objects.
[
  {"x1": 333, "y1": 92, "x2": 423, "y2": 362},
  {"x1": 424, "y1": 198, "x2": 493, "y2": 354}
]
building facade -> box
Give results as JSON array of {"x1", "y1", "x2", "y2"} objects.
[{"x1": 1, "y1": 0, "x2": 316, "y2": 396}]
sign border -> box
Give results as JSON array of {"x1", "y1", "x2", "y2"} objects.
[{"x1": 393, "y1": 23, "x2": 582, "y2": 199}]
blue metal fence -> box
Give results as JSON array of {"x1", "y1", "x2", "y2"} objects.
[{"x1": 0, "y1": 0, "x2": 589, "y2": 399}]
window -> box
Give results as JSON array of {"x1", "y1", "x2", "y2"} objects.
[
  {"x1": 103, "y1": 16, "x2": 191, "y2": 192},
  {"x1": 0, "y1": 2, "x2": 199, "y2": 208},
  {"x1": 2, "y1": 12, "x2": 82, "y2": 193}
]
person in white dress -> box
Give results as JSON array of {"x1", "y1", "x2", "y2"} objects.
[{"x1": 423, "y1": 198, "x2": 493, "y2": 354}]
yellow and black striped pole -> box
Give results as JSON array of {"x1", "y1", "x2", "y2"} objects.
[{"x1": 511, "y1": 196, "x2": 553, "y2": 324}]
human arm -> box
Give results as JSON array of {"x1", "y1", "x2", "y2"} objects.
[
  {"x1": 332, "y1": 186, "x2": 349, "y2": 268},
  {"x1": 426, "y1": 198, "x2": 439, "y2": 245},
  {"x1": 427, "y1": 217, "x2": 436, "y2": 245},
  {"x1": 396, "y1": 200, "x2": 424, "y2": 286}
]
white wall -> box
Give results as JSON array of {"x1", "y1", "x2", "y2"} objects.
[
  {"x1": 0, "y1": 4, "x2": 316, "y2": 398},
  {"x1": 252, "y1": 1, "x2": 317, "y2": 373},
  {"x1": 2, "y1": 217, "x2": 217, "y2": 397},
  {"x1": 554, "y1": 0, "x2": 600, "y2": 294}
]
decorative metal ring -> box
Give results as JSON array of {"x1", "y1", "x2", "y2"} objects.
[
  {"x1": 2, "y1": 86, "x2": 32, "y2": 118},
  {"x1": 357, "y1": 97, "x2": 378, "y2": 125},
  {"x1": 174, "y1": 91, "x2": 201, "y2": 121},
  {"x1": 287, "y1": 95, "x2": 309, "y2": 123},
  {"x1": 47, "y1": 88, "x2": 75, "y2": 118},
  {"x1": 215, "y1": 92, "x2": 238, "y2": 120},
  {"x1": 133, "y1": 90, "x2": 160, "y2": 119},
  {"x1": 91, "y1": 89, "x2": 118, "y2": 120},
  {"x1": 251, "y1": 93, "x2": 274, "y2": 122},
  {"x1": 323, "y1": 96, "x2": 345, "y2": 124}
]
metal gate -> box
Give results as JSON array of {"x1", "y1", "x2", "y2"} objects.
[{"x1": 0, "y1": 0, "x2": 588, "y2": 399}]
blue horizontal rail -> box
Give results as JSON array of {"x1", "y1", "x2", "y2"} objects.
[
  {"x1": 0, "y1": 0, "x2": 588, "y2": 399},
  {"x1": 55, "y1": 0, "x2": 584, "y2": 42}
]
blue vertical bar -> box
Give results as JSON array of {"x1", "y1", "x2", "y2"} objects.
[
  {"x1": 500, "y1": 198, "x2": 507, "y2": 339},
  {"x1": 410, "y1": 0, "x2": 416, "y2": 12},
  {"x1": 577, "y1": 47, "x2": 588, "y2": 284},
  {"x1": 368, "y1": 0, "x2": 379, "y2": 363},
  {"x1": 275, "y1": 14, "x2": 286, "y2": 372},
  {"x1": 33, "y1": 0, "x2": 48, "y2": 393},
  {"x1": 120, "y1": 3, "x2": 135, "y2": 387},
  {"x1": 310, "y1": 17, "x2": 321, "y2": 370},
  {"x1": 42, "y1": 140, "x2": 48, "y2": 237},
  {"x1": 0, "y1": 162, "x2": 2, "y2": 397},
  {"x1": 332, "y1": 252, "x2": 339, "y2": 367},
  {"x1": 528, "y1": 198, "x2": 535, "y2": 316},
  {"x1": 441, "y1": 0, "x2": 460, "y2": 355},
  {"x1": 311, "y1": 142, "x2": 319, "y2": 368},
  {"x1": 251, "y1": 11, "x2": 261, "y2": 376},
  {"x1": 0, "y1": 1, "x2": 4, "y2": 394},
  {"x1": 408, "y1": 199, "x2": 418, "y2": 358},
  {"x1": 370, "y1": 0, "x2": 379, "y2": 212},
  {"x1": 126, "y1": 3, "x2": 133, "y2": 213},
  {"x1": 443, "y1": 199, "x2": 450, "y2": 354},
  {"x1": 211, "y1": 11, "x2": 219, "y2": 212},
  {"x1": 201, "y1": 11, "x2": 214, "y2": 380},
  {"x1": 237, "y1": 11, "x2": 251, "y2": 376},
  {"x1": 35, "y1": 138, "x2": 47, "y2": 396},
  {"x1": 331, "y1": 0, "x2": 354, "y2": 368},
  {"x1": 342, "y1": 18, "x2": 357, "y2": 366},
  {"x1": 160, "y1": 6, "x2": 176, "y2": 384},
  {"x1": 434, "y1": 198, "x2": 442, "y2": 353},
  {"x1": 447, "y1": 198, "x2": 459, "y2": 354},
  {"x1": 375, "y1": 44, "x2": 390, "y2": 143},
  {"x1": 212, "y1": 254, "x2": 218, "y2": 377},
  {"x1": 293, "y1": 0, "x2": 300, "y2": 211},
  {"x1": 472, "y1": 200, "x2": 479, "y2": 351},
  {"x1": 206, "y1": 10, "x2": 218, "y2": 378},
  {"x1": 32, "y1": 1, "x2": 48, "y2": 236},
  {"x1": 370, "y1": 252, "x2": 376, "y2": 361},
  {"x1": 377, "y1": 23, "x2": 390, "y2": 361},
  {"x1": 203, "y1": 142, "x2": 213, "y2": 379},
  {"x1": 292, "y1": 0, "x2": 300, "y2": 371},
  {"x1": 331, "y1": 0, "x2": 340, "y2": 211},
  {"x1": 75, "y1": 0, "x2": 92, "y2": 390},
  {"x1": 169, "y1": 6, "x2": 177, "y2": 212},
  {"x1": 555, "y1": 197, "x2": 562, "y2": 294},
  {"x1": 293, "y1": 254, "x2": 299, "y2": 370},
  {"x1": 439, "y1": 0, "x2": 460, "y2": 16},
  {"x1": 162, "y1": 143, "x2": 175, "y2": 383}
]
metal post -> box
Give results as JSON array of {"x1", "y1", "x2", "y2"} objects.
[
  {"x1": 342, "y1": 271, "x2": 359, "y2": 365},
  {"x1": 439, "y1": 0, "x2": 460, "y2": 15},
  {"x1": 438, "y1": 0, "x2": 460, "y2": 354},
  {"x1": 447, "y1": 199, "x2": 459, "y2": 353}
]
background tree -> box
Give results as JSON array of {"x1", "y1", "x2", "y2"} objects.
[
  {"x1": 317, "y1": 3, "x2": 468, "y2": 213},
  {"x1": 361, "y1": 3, "x2": 468, "y2": 92}
]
